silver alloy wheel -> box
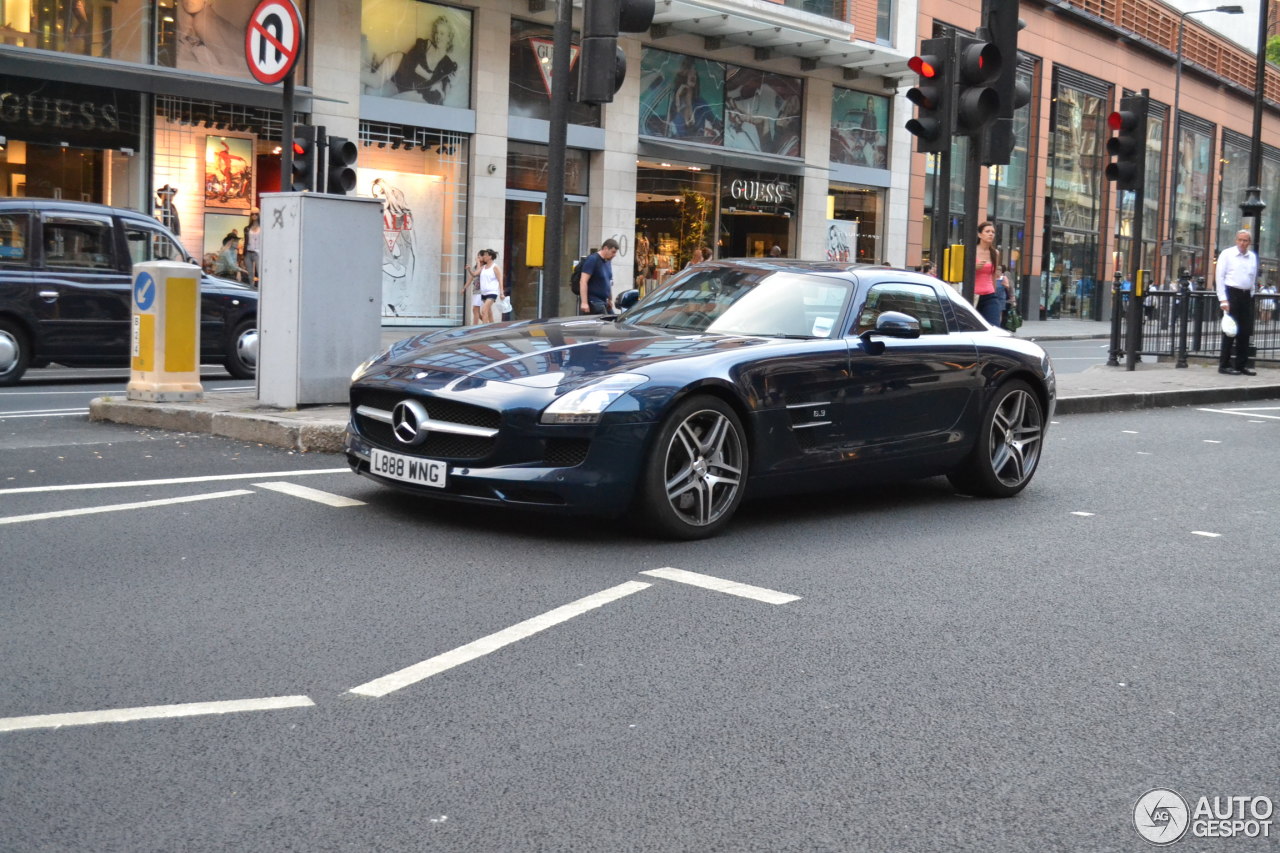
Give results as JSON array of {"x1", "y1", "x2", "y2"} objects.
[
  {"x1": 0, "y1": 329, "x2": 17, "y2": 373},
  {"x1": 662, "y1": 407, "x2": 745, "y2": 527},
  {"x1": 988, "y1": 388, "x2": 1043, "y2": 487}
]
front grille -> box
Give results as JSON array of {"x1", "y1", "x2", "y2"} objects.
[
  {"x1": 354, "y1": 388, "x2": 500, "y2": 429},
  {"x1": 352, "y1": 387, "x2": 500, "y2": 462}
]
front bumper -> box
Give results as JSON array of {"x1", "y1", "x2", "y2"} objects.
[{"x1": 344, "y1": 419, "x2": 653, "y2": 517}]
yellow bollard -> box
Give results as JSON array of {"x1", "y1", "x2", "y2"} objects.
[{"x1": 127, "y1": 260, "x2": 204, "y2": 402}]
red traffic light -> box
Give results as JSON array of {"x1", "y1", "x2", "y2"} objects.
[
  {"x1": 1108, "y1": 111, "x2": 1123, "y2": 131},
  {"x1": 908, "y1": 55, "x2": 938, "y2": 78},
  {"x1": 291, "y1": 141, "x2": 307, "y2": 157}
]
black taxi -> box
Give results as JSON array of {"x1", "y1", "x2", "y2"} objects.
[{"x1": 0, "y1": 199, "x2": 258, "y2": 385}]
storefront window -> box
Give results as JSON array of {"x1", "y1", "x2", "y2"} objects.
[
  {"x1": 361, "y1": 0, "x2": 472, "y2": 108},
  {"x1": 1261, "y1": 153, "x2": 1280, "y2": 277},
  {"x1": 0, "y1": 0, "x2": 150, "y2": 61},
  {"x1": 154, "y1": 0, "x2": 308, "y2": 80},
  {"x1": 506, "y1": 141, "x2": 587, "y2": 194},
  {"x1": 720, "y1": 169, "x2": 796, "y2": 257},
  {"x1": 509, "y1": 19, "x2": 599, "y2": 126},
  {"x1": 1217, "y1": 135, "x2": 1251, "y2": 259},
  {"x1": 635, "y1": 162, "x2": 717, "y2": 276},
  {"x1": 829, "y1": 186, "x2": 883, "y2": 264},
  {"x1": 358, "y1": 126, "x2": 469, "y2": 325},
  {"x1": 831, "y1": 89, "x2": 888, "y2": 170},
  {"x1": 1170, "y1": 120, "x2": 1213, "y2": 278},
  {"x1": 639, "y1": 50, "x2": 725, "y2": 143},
  {"x1": 638, "y1": 48, "x2": 802, "y2": 158},
  {"x1": 2, "y1": 78, "x2": 145, "y2": 205},
  {"x1": 1045, "y1": 80, "x2": 1106, "y2": 318}
]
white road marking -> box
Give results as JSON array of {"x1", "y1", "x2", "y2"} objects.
[
  {"x1": 1071, "y1": 511, "x2": 1095, "y2": 517},
  {"x1": 254, "y1": 481, "x2": 365, "y2": 507},
  {"x1": 1122, "y1": 430, "x2": 1139, "y2": 434},
  {"x1": 1191, "y1": 531, "x2": 1222, "y2": 538},
  {"x1": 1197, "y1": 407, "x2": 1280, "y2": 421},
  {"x1": 0, "y1": 695, "x2": 315, "y2": 733},
  {"x1": 349, "y1": 581, "x2": 652, "y2": 698},
  {"x1": 640, "y1": 567, "x2": 802, "y2": 605},
  {"x1": 1203, "y1": 439, "x2": 1222, "y2": 444},
  {"x1": 0, "y1": 468, "x2": 349, "y2": 496},
  {"x1": 0, "y1": 409, "x2": 89, "y2": 419},
  {"x1": 0, "y1": 490, "x2": 252, "y2": 526},
  {"x1": 1136, "y1": 451, "x2": 1152, "y2": 455}
]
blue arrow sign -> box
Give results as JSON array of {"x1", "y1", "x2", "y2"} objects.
[{"x1": 134, "y1": 271, "x2": 156, "y2": 311}]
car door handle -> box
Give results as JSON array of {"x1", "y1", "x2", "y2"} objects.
[{"x1": 38, "y1": 290, "x2": 59, "y2": 301}]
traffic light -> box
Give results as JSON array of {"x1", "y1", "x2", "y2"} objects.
[
  {"x1": 953, "y1": 33, "x2": 1001, "y2": 137},
  {"x1": 325, "y1": 135, "x2": 358, "y2": 195},
  {"x1": 1105, "y1": 93, "x2": 1149, "y2": 191},
  {"x1": 905, "y1": 37, "x2": 954, "y2": 154},
  {"x1": 576, "y1": 0, "x2": 655, "y2": 105},
  {"x1": 290, "y1": 124, "x2": 317, "y2": 192},
  {"x1": 981, "y1": 1, "x2": 1030, "y2": 166}
]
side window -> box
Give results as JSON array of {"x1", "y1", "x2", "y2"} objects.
[
  {"x1": 854, "y1": 283, "x2": 949, "y2": 335},
  {"x1": 943, "y1": 285, "x2": 988, "y2": 331},
  {"x1": 42, "y1": 216, "x2": 116, "y2": 271},
  {"x1": 0, "y1": 213, "x2": 31, "y2": 266},
  {"x1": 125, "y1": 226, "x2": 185, "y2": 265}
]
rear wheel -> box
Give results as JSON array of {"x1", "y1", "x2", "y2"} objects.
[
  {"x1": 638, "y1": 395, "x2": 748, "y2": 540},
  {"x1": 225, "y1": 319, "x2": 258, "y2": 379},
  {"x1": 0, "y1": 319, "x2": 30, "y2": 386},
  {"x1": 947, "y1": 379, "x2": 1044, "y2": 498}
]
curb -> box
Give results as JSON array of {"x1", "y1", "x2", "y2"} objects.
[
  {"x1": 1056, "y1": 384, "x2": 1280, "y2": 415},
  {"x1": 89, "y1": 397, "x2": 347, "y2": 454}
]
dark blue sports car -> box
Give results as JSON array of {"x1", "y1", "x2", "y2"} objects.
[{"x1": 345, "y1": 260, "x2": 1055, "y2": 539}]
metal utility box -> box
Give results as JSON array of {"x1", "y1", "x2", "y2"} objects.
[{"x1": 257, "y1": 192, "x2": 383, "y2": 407}]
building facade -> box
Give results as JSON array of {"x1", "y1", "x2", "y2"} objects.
[
  {"x1": 1, "y1": 0, "x2": 921, "y2": 327},
  {"x1": 911, "y1": 0, "x2": 1280, "y2": 321},
  {"x1": 1, "y1": 0, "x2": 1276, "y2": 328}
]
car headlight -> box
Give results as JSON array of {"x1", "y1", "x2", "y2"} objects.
[
  {"x1": 351, "y1": 350, "x2": 389, "y2": 382},
  {"x1": 540, "y1": 373, "x2": 648, "y2": 425}
]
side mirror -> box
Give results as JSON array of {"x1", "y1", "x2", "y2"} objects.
[
  {"x1": 860, "y1": 310, "x2": 920, "y2": 342},
  {"x1": 616, "y1": 289, "x2": 640, "y2": 311}
]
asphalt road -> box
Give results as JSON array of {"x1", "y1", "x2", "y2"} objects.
[{"x1": 2, "y1": 397, "x2": 1278, "y2": 851}]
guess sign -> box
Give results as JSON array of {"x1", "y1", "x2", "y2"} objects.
[
  {"x1": 721, "y1": 170, "x2": 797, "y2": 216},
  {"x1": 0, "y1": 79, "x2": 140, "y2": 149}
]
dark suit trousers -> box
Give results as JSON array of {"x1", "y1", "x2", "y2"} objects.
[{"x1": 1220, "y1": 286, "x2": 1254, "y2": 370}]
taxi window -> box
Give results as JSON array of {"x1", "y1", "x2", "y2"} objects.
[
  {"x1": 43, "y1": 216, "x2": 116, "y2": 270},
  {"x1": 0, "y1": 213, "x2": 30, "y2": 265},
  {"x1": 125, "y1": 225, "x2": 185, "y2": 264},
  {"x1": 853, "y1": 282, "x2": 949, "y2": 335}
]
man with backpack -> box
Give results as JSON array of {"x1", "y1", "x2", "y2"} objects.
[{"x1": 577, "y1": 239, "x2": 620, "y2": 315}]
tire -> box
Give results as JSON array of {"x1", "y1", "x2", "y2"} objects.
[
  {"x1": 638, "y1": 395, "x2": 748, "y2": 540},
  {"x1": 0, "y1": 319, "x2": 31, "y2": 386},
  {"x1": 225, "y1": 319, "x2": 258, "y2": 379},
  {"x1": 947, "y1": 379, "x2": 1044, "y2": 498}
]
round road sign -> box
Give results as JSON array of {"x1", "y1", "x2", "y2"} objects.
[
  {"x1": 244, "y1": 0, "x2": 304, "y2": 85},
  {"x1": 133, "y1": 271, "x2": 156, "y2": 312}
]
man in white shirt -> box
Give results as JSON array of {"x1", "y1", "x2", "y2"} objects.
[{"x1": 1215, "y1": 229, "x2": 1258, "y2": 376}]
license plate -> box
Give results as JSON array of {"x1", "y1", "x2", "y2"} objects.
[{"x1": 369, "y1": 448, "x2": 447, "y2": 488}]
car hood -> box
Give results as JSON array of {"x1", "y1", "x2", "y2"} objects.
[{"x1": 366, "y1": 317, "x2": 776, "y2": 390}]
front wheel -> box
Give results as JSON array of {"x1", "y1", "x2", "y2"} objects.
[
  {"x1": 225, "y1": 319, "x2": 258, "y2": 379},
  {"x1": 947, "y1": 379, "x2": 1044, "y2": 498},
  {"x1": 638, "y1": 395, "x2": 748, "y2": 540},
  {"x1": 0, "y1": 319, "x2": 31, "y2": 386}
]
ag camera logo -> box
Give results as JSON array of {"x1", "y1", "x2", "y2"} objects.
[{"x1": 1134, "y1": 788, "x2": 1190, "y2": 845}]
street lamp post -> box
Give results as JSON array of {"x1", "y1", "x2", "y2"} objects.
[
  {"x1": 1165, "y1": 5, "x2": 1243, "y2": 281},
  {"x1": 1239, "y1": 0, "x2": 1270, "y2": 235}
]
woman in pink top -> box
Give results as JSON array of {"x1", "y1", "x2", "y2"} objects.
[{"x1": 974, "y1": 221, "x2": 1003, "y2": 326}]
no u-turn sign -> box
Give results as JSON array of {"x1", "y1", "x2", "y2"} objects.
[{"x1": 244, "y1": 0, "x2": 304, "y2": 85}]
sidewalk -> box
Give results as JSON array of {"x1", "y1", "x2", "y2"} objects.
[{"x1": 88, "y1": 321, "x2": 1280, "y2": 453}]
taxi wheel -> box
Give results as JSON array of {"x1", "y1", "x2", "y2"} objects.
[
  {"x1": 0, "y1": 319, "x2": 31, "y2": 386},
  {"x1": 225, "y1": 319, "x2": 257, "y2": 379}
]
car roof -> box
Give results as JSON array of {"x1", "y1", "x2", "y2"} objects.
[
  {"x1": 695, "y1": 258, "x2": 940, "y2": 286},
  {"x1": 0, "y1": 197, "x2": 155, "y2": 222}
]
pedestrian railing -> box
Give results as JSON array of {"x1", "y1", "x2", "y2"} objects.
[{"x1": 1111, "y1": 284, "x2": 1279, "y2": 366}]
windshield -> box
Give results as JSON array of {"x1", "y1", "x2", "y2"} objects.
[{"x1": 622, "y1": 267, "x2": 854, "y2": 338}]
